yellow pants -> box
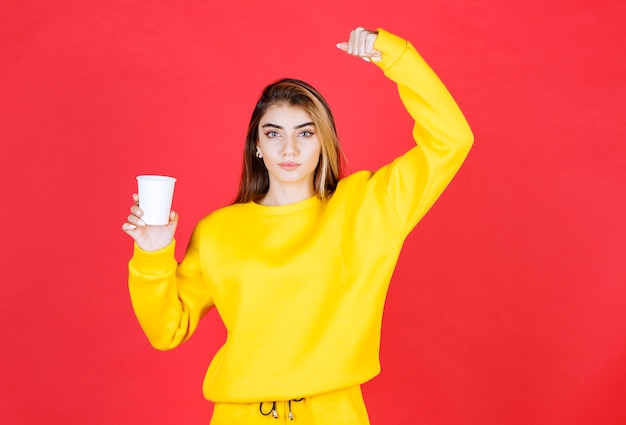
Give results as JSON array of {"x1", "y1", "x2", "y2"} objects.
[{"x1": 210, "y1": 386, "x2": 370, "y2": 424}]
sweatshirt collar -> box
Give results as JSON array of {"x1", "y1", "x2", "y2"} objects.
[{"x1": 248, "y1": 195, "x2": 321, "y2": 215}]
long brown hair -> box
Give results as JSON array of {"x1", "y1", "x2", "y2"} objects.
[{"x1": 234, "y1": 78, "x2": 344, "y2": 204}]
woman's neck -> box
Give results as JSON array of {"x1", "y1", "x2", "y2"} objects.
[{"x1": 257, "y1": 185, "x2": 315, "y2": 206}]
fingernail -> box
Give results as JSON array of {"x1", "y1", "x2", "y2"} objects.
[
  {"x1": 137, "y1": 219, "x2": 146, "y2": 227},
  {"x1": 372, "y1": 57, "x2": 382, "y2": 63},
  {"x1": 336, "y1": 43, "x2": 341, "y2": 49},
  {"x1": 126, "y1": 224, "x2": 137, "y2": 230},
  {"x1": 362, "y1": 57, "x2": 371, "y2": 62}
]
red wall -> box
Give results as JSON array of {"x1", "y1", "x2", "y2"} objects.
[{"x1": 2, "y1": 1, "x2": 625, "y2": 424}]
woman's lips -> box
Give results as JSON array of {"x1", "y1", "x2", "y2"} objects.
[{"x1": 279, "y1": 162, "x2": 300, "y2": 170}]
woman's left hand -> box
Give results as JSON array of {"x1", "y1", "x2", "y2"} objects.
[{"x1": 336, "y1": 27, "x2": 381, "y2": 62}]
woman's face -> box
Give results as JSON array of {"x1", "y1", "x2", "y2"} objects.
[{"x1": 256, "y1": 104, "x2": 322, "y2": 196}]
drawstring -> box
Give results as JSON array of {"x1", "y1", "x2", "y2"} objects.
[
  {"x1": 259, "y1": 401, "x2": 278, "y2": 418},
  {"x1": 288, "y1": 398, "x2": 304, "y2": 420},
  {"x1": 259, "y1": 398, "x2": 305, "y2": 420}
]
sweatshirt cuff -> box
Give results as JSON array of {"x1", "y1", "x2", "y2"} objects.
[
  {"x1": 129, "y1": 240, "x2": 177, "y2": 276},
  {"x1": 373, "y1": 28, "x2": 408, "y2": 71}
]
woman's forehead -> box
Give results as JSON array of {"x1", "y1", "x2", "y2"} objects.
[{"x1": 260, "y1": 104, "x2": 314, "y2": 127}]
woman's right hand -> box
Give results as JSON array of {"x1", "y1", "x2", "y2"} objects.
[{"x1": 122, "y1": 193, "x2": 178, "y2": 252}]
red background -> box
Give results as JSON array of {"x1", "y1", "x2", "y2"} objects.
[{"x1": 1, "y1": 1, "x2": 625, "y2": 424}]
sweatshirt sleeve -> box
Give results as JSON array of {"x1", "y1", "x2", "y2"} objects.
[
  {"x1": 365, "y1": 28, "x2": 474, "y2": 234},
  {"x1": 128, "y1": 223, "x2": 214, "y2": 350}
]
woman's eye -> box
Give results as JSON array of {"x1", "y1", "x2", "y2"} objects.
[
  {"x1": 299, "y1": 131, "x2": 313, "y2": 138},
  {"x1": 265, "y1": 131, "x2": 280, "y2": 138}
]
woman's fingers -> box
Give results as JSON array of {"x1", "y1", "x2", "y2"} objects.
[
  {"x1": 122, "y1": 222, "x2": 138, "y2": 232},
  {"x1": 129, "y1": 192, "x2": 144, "y2": 224},
  {"x1": 127, "y1": 212, "x2": 146, "y2": 227},
  {"x1": 336, "y1": 27, "x2": 381, "y2": 62},
  {"x1": 336, "y1": 41, "x2": 348, "y2": 52},
  {"x1": 122, "y1": 193, "x2": 177, "y2": 251},
  {"x1": 349, "y1": 27, "x2": 361, "y2": 55},
  {"x1": 130, "y1": 203, "x2": 143, "y2": 218},
  {"x1": 123, "y1": 193, "x2": 145, "y2": 234},
  {"x1": 358, "y1": 27, "x2": 370, "y2": 56}
]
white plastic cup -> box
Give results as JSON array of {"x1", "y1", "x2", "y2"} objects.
[{"x1": 136, "y1": 175, "x2": 177, "y2": 225}]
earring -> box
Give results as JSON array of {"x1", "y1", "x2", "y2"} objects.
[{"x1": 256, "y1": 150, "x2": 262, "y2": 158}]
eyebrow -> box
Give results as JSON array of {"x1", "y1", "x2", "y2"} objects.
[{"x1": 261, "y1": 122, "x2": 315, "y2": 130}]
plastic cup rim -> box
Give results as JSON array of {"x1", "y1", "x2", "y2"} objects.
[{"x1": 136, "y1": 175, "x2": 177, "y2": 182}]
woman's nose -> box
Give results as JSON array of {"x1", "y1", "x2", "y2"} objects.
[{"x1": 282, "y1": 135, "x2": 298, "y2": 156}]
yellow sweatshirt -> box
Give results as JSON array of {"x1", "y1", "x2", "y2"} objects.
[{"x1": 128, "y1": 29, "x2": 473, "y2": 403}]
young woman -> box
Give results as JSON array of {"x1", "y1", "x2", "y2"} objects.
[{"x1": 123, "y1": 27, "x2": 473, "y2": 424}]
